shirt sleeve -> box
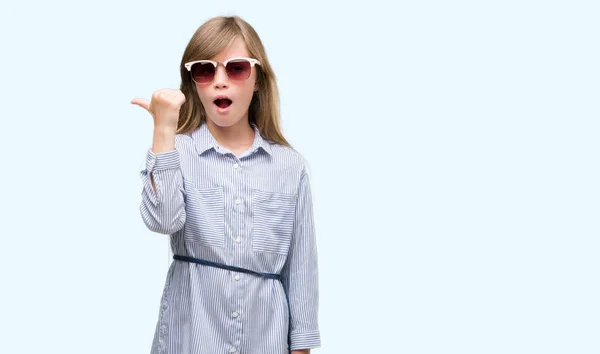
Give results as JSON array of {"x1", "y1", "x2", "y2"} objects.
[
  {"x1": 281, "y1": 167, "x2": 321, "y2": 350},
  {"x1": 139, "y1": 148, "x2": 186, "y2": 235}
]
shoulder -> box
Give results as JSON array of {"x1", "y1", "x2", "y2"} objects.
[
  {"x1": 267, "y1": 141, "x2": 312, "y2": 178},
  {"x1": 171, "y1": 131, "x2": 196, "y2": 153},
  {"x1": 174, "y1": 131, "x2": 194, "y2": 145}
]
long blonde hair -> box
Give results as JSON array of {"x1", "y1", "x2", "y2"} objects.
[{"x1": 175, "y1": 16, "x2": 290, "y2": 147}]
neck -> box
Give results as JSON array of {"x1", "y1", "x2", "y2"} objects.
[{"x1": 205, "y1": 118, "x2": 255, "y2": 150}]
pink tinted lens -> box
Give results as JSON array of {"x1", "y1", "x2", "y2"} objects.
[
  {"x1": 225, "y1": 60, "x2": 251, "y2": 80},
  {"x1": 191, "y1": 62, "x2": 215, "y2": 83}
]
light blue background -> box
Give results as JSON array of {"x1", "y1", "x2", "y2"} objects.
[{"x1": 1, "y1": 1, "x2": 598, "y2": 353}]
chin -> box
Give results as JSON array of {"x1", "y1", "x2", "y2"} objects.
[{"x1": 207, "y1": 115, "x2": 245, "y2": 128}]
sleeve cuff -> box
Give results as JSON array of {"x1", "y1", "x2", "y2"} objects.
[
  {"x1": 145, "y1": 149, "x2": 180, "y2": 173},
  {"x1": 290, "y1": 330, "x2": 321, "y2": 350}
]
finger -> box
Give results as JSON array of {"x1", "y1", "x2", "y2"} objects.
[
  {"x1": 164, "y1": 90, "x2": 179, "y2": 100},
  {"x1": 131, "y1": 98, "x2": 150, "y2": 111}
]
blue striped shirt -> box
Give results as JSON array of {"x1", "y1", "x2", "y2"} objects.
[{"x1": 139, "y1": 122, "x2": 321, "y2": 353}]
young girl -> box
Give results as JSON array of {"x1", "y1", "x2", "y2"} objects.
[{"x1": 131, "y1": 16, "x2": 321, "y2": 354}]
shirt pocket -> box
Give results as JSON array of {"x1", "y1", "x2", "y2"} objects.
[
  {"x1": 184, "y1": 180, "x2": 225, "y2": 247},
  {"x1": 252, "y1": 189, "x2": 297, "y2": 255}
]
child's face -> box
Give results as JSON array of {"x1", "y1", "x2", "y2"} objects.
[{"x1": 195, "y1": 38, "x2": 258, "y2": 128}]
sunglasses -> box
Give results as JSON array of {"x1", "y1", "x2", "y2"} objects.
[{"x1": 184, "y1": 57, "x2": 261, "y2": 84}]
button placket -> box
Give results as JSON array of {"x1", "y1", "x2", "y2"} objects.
[{"x1": 231, "y1": 157, "x2": 245, "y2": 350}]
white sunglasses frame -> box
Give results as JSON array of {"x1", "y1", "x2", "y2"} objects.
[{"x1": 183, "y1": 57, "x2": 261, "y2": 83}]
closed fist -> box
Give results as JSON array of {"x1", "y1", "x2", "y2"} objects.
[{"x1": 131, "y1": 89, "x2": 186, "y2": 131}]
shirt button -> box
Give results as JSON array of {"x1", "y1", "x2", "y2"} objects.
[
  {"x1": 234, "y1": 274, "x2": 240, "y2": 281},
  {"x1": 235, "y1": 199, "x2": 241, "y2": 205},
  {"x1": 233, "y1": 163, "x2": 239, "y2": 169},
  {"x1": 235, "y1": 236, "x2": 241, "y2": 243},
  {"x1": 229, "y1": 347, "x2": 237, "y2": 353},
  {"x1": 232, "y1": 311, "x2": 239, "y2": 318}
]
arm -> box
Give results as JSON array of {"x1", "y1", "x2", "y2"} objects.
[
  {"x1": 139, "y1": 132, "x2": 186, "y2": 235},
  {"x1": 281, "y1": 168, "x2": 321, "y2": 351}
]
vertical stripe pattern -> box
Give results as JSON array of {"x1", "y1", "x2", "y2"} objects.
[{"x1": 139, "y1": 123, "x2": 321, "y2": 354}]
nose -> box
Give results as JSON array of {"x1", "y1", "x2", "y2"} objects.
[{"x1": 213, "y1": 64, "x2": 229, "y2": 88}]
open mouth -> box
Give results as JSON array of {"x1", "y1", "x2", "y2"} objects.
[{"x1": 214, "y1": 98, "x2": 233, "y2": 109}]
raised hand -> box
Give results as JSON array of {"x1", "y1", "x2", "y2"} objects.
[{"x1": 131, "y1": 89, "x2": 186, "y2": 132}]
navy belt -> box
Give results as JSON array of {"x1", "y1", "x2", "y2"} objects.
[{"x1": 173, "y1": 254, "x2": 292, "y2": 353}]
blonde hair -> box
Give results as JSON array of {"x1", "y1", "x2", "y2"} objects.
[{"x1": 175, "y1": 16, "x2": 290, "y2": 148}]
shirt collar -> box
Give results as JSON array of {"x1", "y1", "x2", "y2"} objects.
[{"x1": 192, "y1": 122, "x2": 272, "y2": 156}]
